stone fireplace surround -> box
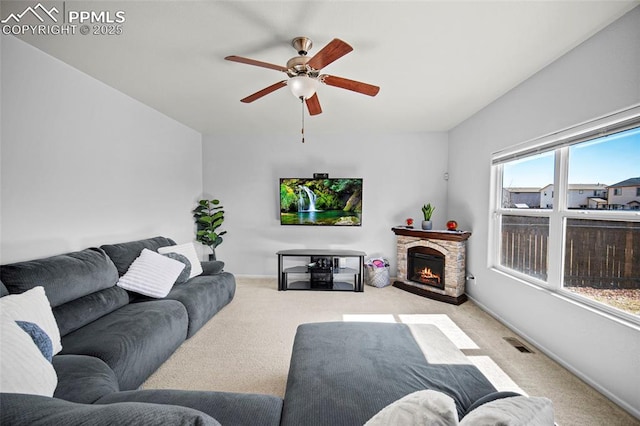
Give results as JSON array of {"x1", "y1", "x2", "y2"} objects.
[{"x1": 392, "y1": 227, "x2": 471, "y2": 305}]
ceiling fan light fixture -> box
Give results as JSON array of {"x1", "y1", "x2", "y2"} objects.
[{"x1": 288, "y1": 75, "x2": 318, "y2": 100}]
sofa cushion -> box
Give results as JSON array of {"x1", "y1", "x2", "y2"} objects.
[
  {"x1": 0, "y1": 248, "x2": 119, "y2": 307},
  {"x1": 0, "y1": 286, "x2": 62, "y2": 354},
  {"x1": 158, "y1": 242, "x2": 203, "y2": 278},
  {"x1": 101, "y1": 236, "x2": 176, "y2": 276},
  {"x1": 117, "y1": 249, "x2": 185, "y2": 298},
  {"x1": 53, "y1": 286, "x2": 130, "y2": 337},
  {"x1": 60, "y1": 300, "x2": 188, "y2": 390},
  {"x1": 128, "y1": 271, "x2": 236, "y2": 339},
  {"x1": 0, "y1": 393, "x2": 221, "y2": 426},
  {"x1": 53, "y1": 355, "x2": 119, "y2": 404},
  {"x1": 163, "y1": 272, "x2": 236, "y2": 338},
  {"x1": 0, "y1": 312, "x2": 58, "y2": 397},
  {"x1": 96, "y1": 389, "x2": 283, "y2": 426}
]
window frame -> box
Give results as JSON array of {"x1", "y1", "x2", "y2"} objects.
[{"x1": 489, "y1": 104, "x2": 640, "y2": 325}]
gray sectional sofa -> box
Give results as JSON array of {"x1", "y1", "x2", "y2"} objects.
[
  {"x1": 1, "y1": 236, "x2": 552, "y2": 425},
  {"x1": 0, "y1": 236, "x2": 282, "y2": 425}
]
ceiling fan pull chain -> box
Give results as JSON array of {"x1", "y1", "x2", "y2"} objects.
[{"x1": 301, "y1": 97, "x2": 305, "y2": 143}]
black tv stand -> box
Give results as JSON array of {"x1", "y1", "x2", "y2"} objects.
[{"x1": 277, "y1": 249, "x2": 366, "y2": 292}]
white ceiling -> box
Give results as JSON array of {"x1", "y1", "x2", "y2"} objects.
[{"x1": 7, "y1": 1, "x2": 638, "y2": 135}]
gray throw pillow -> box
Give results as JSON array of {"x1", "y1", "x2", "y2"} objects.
[
  {"x1": 161, "y1": 252, "x2": 191, "y2": 284},
  {"x1": 201, "y1": 260, "x2": 225, "y2": 275}
]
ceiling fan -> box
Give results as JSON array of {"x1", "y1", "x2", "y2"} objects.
[{"x1": 225, "y1": 37, "x2": 380, "y2": 116}]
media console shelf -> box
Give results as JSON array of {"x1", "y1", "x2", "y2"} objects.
[{"x1": 277, "y1": 249, "x2": 366, "y2": 292}]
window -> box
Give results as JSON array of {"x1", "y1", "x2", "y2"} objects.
[
  {"x1": 491, "y1": 106, "x2": 640, "y2": 323},
  {"x1": 564, "y1": 219, "x2": 640, "y2": 314},
  {"x1": 501, "y1": 152, "x2": 553, "y2": 209},
  {"x1": 500, "y1": 216, "x2": 548, "y2": 281}
]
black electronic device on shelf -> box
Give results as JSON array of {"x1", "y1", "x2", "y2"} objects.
[{"x1": 309, "y1": 256, "x2": 333, "y2": 289}]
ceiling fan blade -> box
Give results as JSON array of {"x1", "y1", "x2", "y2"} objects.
[
  {"x1": 321, "y1": 75, "x2": 380, "y2": 97},
  {"x1": 307, "y1": 39, "x2": 353, "y2": 70},
  {"x1": 305, "y1": 93, "x2": 322, "y2": 116},
  {"x1": 240, "y1": 81, "x2": 288, "y2": 103},
  {"x1": 225, "y1": 55, "x2": 288, "y2": 73}
]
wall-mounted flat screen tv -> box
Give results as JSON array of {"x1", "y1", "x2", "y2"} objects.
[{"x1": 280, "y1": 178, "x2": 362, "y2": 226}]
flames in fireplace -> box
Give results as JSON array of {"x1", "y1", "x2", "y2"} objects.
[
  {"x1": 418, "y1": 267, "x2": 441, "y2": 285},
  {"x1": 407, "y1": 246, "x2": 445, "y2": 290}
]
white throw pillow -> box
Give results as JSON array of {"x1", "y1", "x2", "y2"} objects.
[
  {"x1": 158, "y1": 242, "x2": 203, "y2": 278},
  {"x1": 364, "y1": 390, "x2": 460, "y2": 426},
  {"x1": 460, "y1": 395, "x2": 554, "y2": 426},
  {"x1": 0, "y1": 311, "x2": 58, "y2": 397},
  {"x1": 117, "y1": 248, "x2": 185, "y2": 298},
  {"x1": 0, "y1": 286, "x2": 62, "y2": 355}
]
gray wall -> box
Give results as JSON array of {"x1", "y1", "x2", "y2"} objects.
[
  {"x1": 1, "y1": 36, "x2": 203, "y2": 263},
  {"x1": 448, "y1": 7, "x2": 640, "y2": 417},
  {"x1": 202, "y1": 131, "x2": 449, "y2": 275}
]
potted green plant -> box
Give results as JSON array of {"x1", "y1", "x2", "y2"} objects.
[
  {"x1": 421, "y1": 203, "x2": 435, "y2": 230},
  {"x1": 193, "y1": 199, "x2": 227, "y2": 260}
]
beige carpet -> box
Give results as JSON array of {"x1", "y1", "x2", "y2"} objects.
[{"x1": 142, "y1": 277, "x2": 639, "y2": 426}]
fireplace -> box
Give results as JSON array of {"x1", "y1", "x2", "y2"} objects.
[
  {"x1": 407, "y1": 247, "x2": 445, "y2": 290},
  {"x1": 392, "y1": 227, "x2": 471, "y2": 305}
]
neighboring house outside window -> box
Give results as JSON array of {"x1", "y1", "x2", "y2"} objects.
[
  {"x1": 502, "y1": 187, "x2": 541, "y2": 208},
  {"x1": 607, "y1": 178, "x2": 640, "y2": 210},
  {"x1": 490, "y1": 106, "x2": 640, "y2": 324},
  {"x1": 540, "y1": 184, "x2": 609, "y2": 210}
]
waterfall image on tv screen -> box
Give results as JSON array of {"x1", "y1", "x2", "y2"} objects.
[{"x1": 280, "y1": 178, "x2": 362, "y2": 226}]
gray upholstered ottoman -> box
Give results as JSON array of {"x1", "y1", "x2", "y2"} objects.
[{"x1": 280, "y1": 322, "x2": 497, "y2": 426}]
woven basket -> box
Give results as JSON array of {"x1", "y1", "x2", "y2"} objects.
[{"x1": 364, "y1": 265, "x2": 390, "y2": 288}]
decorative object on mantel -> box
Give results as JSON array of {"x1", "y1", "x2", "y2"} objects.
[
  {"x1": 405, "y1": 218, "x2": 414, "y2": 228},
  {"x1": 391, "y1": 227, "x2": 471, "y2": 305},
  {"x1": 421, "y1": 203, "x2": 435, "y2": 230},
  {"x1": 446, "y1": 220, "x2": 458, "y2": 231},
  {"x1": 193, "y1": 199, "x2": 227, "y2": 260}
]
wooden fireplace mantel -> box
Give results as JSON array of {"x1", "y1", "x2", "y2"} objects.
[{"x1": 391, "y1": 227, "x2": 471, "y2": 241}]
